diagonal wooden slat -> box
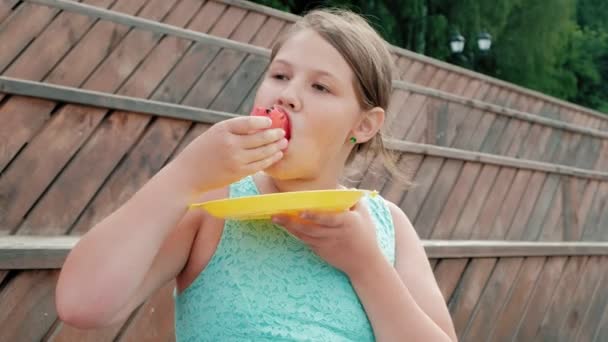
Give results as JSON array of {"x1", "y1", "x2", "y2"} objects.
[
  {"x1": 393, "y1": 81, "x2": 608, "y2": 140},
  {"x1": 25, "y1": 0, "x2": 270, "y2": 57}
]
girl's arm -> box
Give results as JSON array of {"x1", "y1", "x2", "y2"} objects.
[
  {"x1": 55, "y1": 160, "x2": 203, "y2": 328},
  {"x1": 55, "y1": 116, "x2": 284, "y2": 328},
  {"x1": 349, "y1": 202, "x2": 458, "y2": 342}
]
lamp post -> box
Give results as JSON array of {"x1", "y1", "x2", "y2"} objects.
[{"x1": 449, "y1": 31, "x2": 493, "y2": 73}]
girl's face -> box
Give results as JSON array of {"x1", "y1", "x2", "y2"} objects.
[{"x1": 254, "y1": 29, "x2": 364, "y2": 181}]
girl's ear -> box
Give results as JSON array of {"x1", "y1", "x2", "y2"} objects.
[{"x1": 351, "y1": 107, "x2": 385, "y2": 143}]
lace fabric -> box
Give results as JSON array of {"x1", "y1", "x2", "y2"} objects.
[{"x1": 175, "y1": 176, "x2": 395, "y2": 341}]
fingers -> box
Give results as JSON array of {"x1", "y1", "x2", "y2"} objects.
[
  {"x1": 299, "y1": 211, "x2": 348, "y2": 228},
  {"x1": 244, "y1": 149, "x2": 284, "y2": 171},
  {"x1": 272, "y1": 212, "x2": 346, "y2": 239},
  {"x1": 240, "y1": 128, "x2": 286, "y2": 149},
  {"x1": 241, "y1": 138, "x2": 288, "y2": 164},
  {"x1": 225, "y1": 116, "x2": 272, "y2": 134}
]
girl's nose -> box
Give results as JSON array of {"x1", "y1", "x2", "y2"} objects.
[{"x1": 277, "y1": 86, "x2": 301, "y2": 111}]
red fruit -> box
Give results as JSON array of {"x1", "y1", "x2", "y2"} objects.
[{"x1": 250, "y1": 106, "x2": 291, "y2": 140}]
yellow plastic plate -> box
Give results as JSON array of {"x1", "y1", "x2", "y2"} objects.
[{"x1": 189, "y1": 189, "x2": 371, "y2": 220}]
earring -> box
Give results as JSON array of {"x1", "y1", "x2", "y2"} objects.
[{"x1": 350, "y1": 136, "x2": 357, "y2": 144}]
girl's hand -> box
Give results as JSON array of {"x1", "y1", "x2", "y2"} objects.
[
  {"x1": 271, "y1": 201, "x2": 384, "y2": 278},
  {"x1": 177, "y1": 116, "x2": 288, "y2": 191}
]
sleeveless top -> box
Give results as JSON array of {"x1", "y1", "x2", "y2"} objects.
[{"x1": 174, "y1": 176, "x2": 395, "y2": 341}]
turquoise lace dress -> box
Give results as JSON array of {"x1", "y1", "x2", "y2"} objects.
[{"x1": 174, "y1": 176, "x2": 395, "y2": 341}]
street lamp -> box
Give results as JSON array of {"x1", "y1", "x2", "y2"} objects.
[
  {"x1": 449, "y1": 33, "x2": 465, "y2": 54},
  {"x1": 477, "y1": 31, "x2": 492, "y2": 52},
  {"x1": 448, "y1": 30, "x2": 493, "y2": 73}
]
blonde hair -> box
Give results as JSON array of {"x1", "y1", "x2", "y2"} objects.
[{"x1": 270, "y1": 8, "x2": 411, "y2": 187}]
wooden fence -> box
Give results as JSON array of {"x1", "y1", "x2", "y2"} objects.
[{"x1": 0, "y1": 0, "x2": 607, "y2": 341}]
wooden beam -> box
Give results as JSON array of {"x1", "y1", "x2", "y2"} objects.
[
  {"x1": 392, "y1": 81, "x2": 608, "y2": 139},
  {"x1": 2, "y1": 236, "x2": 608, "y2": 269},
  {"x1": 0, "y1": 76, "x2": 236, "y2": 123},
  {"x1": 2, "y1": 76, "x2": 606, "y2": 181},
  {"x1": 24, "y1": 0, "x2": 270, "y2": 57},
  {"x1": 0, "y1": 236, "x2": 77, "y2": 269},
  {"x1": 424, "y1": 240, "x2": 608, "y2": 258},
  {"x1": 385, "y1": 140, "x2": 608, "y2": 181}
]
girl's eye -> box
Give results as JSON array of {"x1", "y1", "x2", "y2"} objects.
[
  {"x1": 272, "y1": 74, "x2": 288, "y2": 80},
  {"x1": 313, "y1": 83, "x2": 330, "y2": 93}
]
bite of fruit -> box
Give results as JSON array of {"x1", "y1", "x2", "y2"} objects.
[{"x1": 250, "y1": 106, "x2": 291, "y2": 141}]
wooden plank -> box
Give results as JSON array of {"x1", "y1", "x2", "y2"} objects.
[
  {"x1": 4, "y1": 237, "x2": 608, "y2": 269},
  {"x1": 449, "y1": 165, "x2": 499, "y2": 239},
  {"x1": 0, "y1": 77, "x2": 234, "y2": 123},
  {"x1": 27, "y1": 0, "x2": 269, "y2": 57},
  {"x1": 4, "y1": 0, "x2": 117, "y2": 81},
  {"x1": 379, "y1": 153, "x2": 423, "y2": 205},
  {"x1": 447, "y1": 86, "x2": 489, "y2": 150},
  {"x1": 463, "y1": 108, "x2": 498, "y2": 151},
  {"x1": 0, "y1": 270, "x2": 59, "y2": 341},
  {"x1": 461, "y1": 257, "x2": 523, "y2": 341},
  {"x1": 533, "y1": 255, "x2": 596, "y2": 341},
  {"x1": 357, "y1": 69, "x2": 450, "y2": 191},
  {"x1": 538, "y1": 179, "x2": 567, "y2": 241},
  {"x1": 568, "y1": 179, "x2": 596, "y2": 241},
  {"x1": 581, "y1": 182, "x2": 608, "y2": 240},
  {"x1": 0, "y1": 0, "x2": 188, "y2": 234},
  {"x1": 505, "y1": 172, "x2": 547, "y2": 239},
  {"x1": 429, "y1": 162, "x2": 481, "y2": 239},
  {"x1": 448, "y1": 258, "x2": 496, "y2": 337},
  {"x1": 433, "y1": 258, "x2": 468, "y2": 302},
  {"x1": 471, "y1": 167, "x2": 517, "y2": 239},
  {"x1": 43, "y1": 0, "x2": 150, "y2": 88},
  {"x1": 0, "y1": 0, "x2": 19, "y2": 23},
  {"x1": 593, "y1": 308, "x2": 608, "y2": 342},
  {"x1": 553, "y1": 256, "x2": 606, "y2": 341},
  {"x1": 149, "y1": 2, "x2": 229, "y2": 104},
  {"x1": 398, "y1": 156, "x2": 443, "y2": 222},
  {"x1": 488, "y1": 169, "x2": 533, "y2": 239},
  {"x1": 400, "y1": 60, "x2": 424, "y2": 82},
  {"x1": 0, "y1": 236, "x2": 74, "y2": 269},
  {"x1": 46, "y1": 315, "x2": 130, "y2": 342},
  {"x1": 0, "y1": 2, "x2": 60, "y2": 73},
  {"x1": 0, "y1": 0, "x2": 154, "y2": 223},
  {"x1": 0, "y1": 97, "x2": 54, "y2": 173},
  {"x1": 514, "y1": 256, "x2": 587, "y2": 340},
  {"x1": 0, "y1": 104, "x2": 107, "y2": 233},
  {"x1": 486, "y1": 256, "x2": 546, "y2": 341},
  {"x1": 115, "y1": 283, "x2": 176, "y2": 342},
  {"x1": 209, "y1": 17, "x2": 286, "y2": 111},
  {"x1": 181, "y1": 10, "x2": 262, "y2": 108},
  {"x1": 520, "y1": 174, "x2": 561, "y2": 240},
  {"x1": 574, "y1": 260, "x2": 608, "y2": 341},
  {"x1": 403, "y1": 72, "x2": 467, "y2": 144},
  {"x1": 412, "y1": 159, "x2": 464, "y2": 239},
  {"x1": 438, "y1": 80, "x2": 485, "y2": 147},
  {"x1": 393, "y1": 57, "x2": 413, "y2": 80},
  {"x1": 80, "y1": 0, "x2": 184, "y2": 93}
]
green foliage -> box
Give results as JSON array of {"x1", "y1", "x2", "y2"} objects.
[{"x1": 249, "y1": 0, "x2": 608, "y2": 114}]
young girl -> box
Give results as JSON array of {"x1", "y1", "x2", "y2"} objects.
[{"x1": 56, "y1": 8, "x2": 457, "y2": 342}]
